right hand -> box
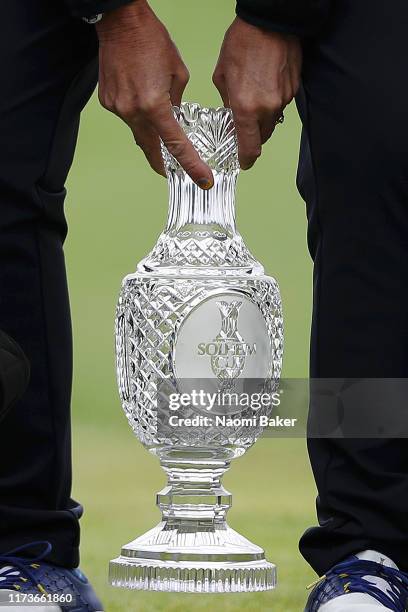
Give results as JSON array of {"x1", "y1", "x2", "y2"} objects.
[{"x1": 96, "y1": 0, "x2": 213, "y2": 189}]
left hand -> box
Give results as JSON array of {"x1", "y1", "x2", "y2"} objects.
[{"x1": 213, "y1": 18, "x2": 302, "y2": 170}]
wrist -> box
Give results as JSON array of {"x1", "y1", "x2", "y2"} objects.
[
  {"x1": 235, "y1": 16, "x2": 299, "y2": 40},
  {"x1": 96, "y1": 0, "x2": 148, "y2": 41}
]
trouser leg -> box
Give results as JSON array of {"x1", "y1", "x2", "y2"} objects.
[
  {"x1": 297, "y1": 0, "x2": 408, "y2": 574},
  {"x1": 0, "y1": 0, "x2": 98, "y2": 567}
]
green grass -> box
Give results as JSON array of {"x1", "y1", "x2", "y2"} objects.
[{"x1": 64, "y1": 1, "x2": 316, "y2": 609}]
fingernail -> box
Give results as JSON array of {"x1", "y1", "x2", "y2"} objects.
[{"x1": 197, "y1": 177, "x2": 213, "y2": 190}]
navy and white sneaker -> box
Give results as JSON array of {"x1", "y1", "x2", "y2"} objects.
[
  {"x1": 305, "y1": 550, "x2": 408, "y2": 611},
  {"x1": 0, "y1": 542, "x2": 103, "y2": 611}
]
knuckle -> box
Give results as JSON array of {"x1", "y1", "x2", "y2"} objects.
[
  {"x1": 138, "y1": 95, "x2": 165, "y2": 117},
  {"x1": 98, "y1": 91, "x2": 114, "y2": 112},
  {"x1": 166, "y1": 139, "x2": 188, "y2": 160},
  {"x1": 179, "y1": 67, "x2": 190, "y2": 86},
  {"x1": 108, "y1": 97, "x2": 138, "y2": 120},
  {"x1": 115, "y1": 103, "x2": 134, "y2": 119},
  {"x1": 234, "y1": 97, "x2": 259, "y2": 116},
  {"x1": 269, "y1": 93, "x2": 284, "y2": 111},
  {"x1": 234, "y1": 93, "x2": 285, "y2": 117},
  {"x1": 212, "y1": 70, "x2": 222, "y2": 87}
]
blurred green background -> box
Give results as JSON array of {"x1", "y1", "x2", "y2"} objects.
[{"x1": 66, "y1": 1, "x2": 317, "y2": 610}]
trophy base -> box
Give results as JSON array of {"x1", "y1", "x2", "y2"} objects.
[{"x1": 109, "y1": 521, "x2": 276, "y2": 593}]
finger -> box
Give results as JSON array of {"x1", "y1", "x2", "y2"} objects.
[
  {"x1": 259, "y1": 117, "x2": 276, "y2": 145},
  {"x1": 233, "y1": 114, "x2": 262, "y2": 170},
  {"x1": 148, "y1": 99, "x2": 214, "y2": 189},
  {"x1": 212, "y1": 70, "x2": 230, "y2": 107},
  {"x1": 131, "y1": 119, "x2": 166, "y2": 177},
  {"x1": 258, "y1": 91, "x2": 286, "y2": 144},
  {"x1": 170, "y1": 68, "x2": 189, "y2": 107}
]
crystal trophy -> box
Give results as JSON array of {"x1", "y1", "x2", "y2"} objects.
[{"x1": 110, "y1": 103, "x2": 284, "y2": 592}]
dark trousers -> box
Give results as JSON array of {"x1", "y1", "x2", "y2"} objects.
[
  {"x1": 298, "y1": 0, "x2": 408, "y2": 575},
  {"x1": 0, "y1": 1, "x2": 98, "y2": 567},
  {"x1": 1, "y1": 0, "x2": 408, "y2": 573}
]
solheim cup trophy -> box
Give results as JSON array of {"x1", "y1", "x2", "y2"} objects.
[{"x1": 110, "y1": 103, "x2": 284, "y2": 593}]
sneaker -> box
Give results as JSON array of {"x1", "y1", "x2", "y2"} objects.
[
  {"x1": 0, "y1": 542, "x2": 103, "y2": 611},
  {"x1": 305, "y1": 550, "x2": 408, "y2": 611}
]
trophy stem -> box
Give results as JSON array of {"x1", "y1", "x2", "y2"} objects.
[
  {"x1": 157, "y1": 456, "x2": 232, "y2": 523},
  {"x1": 109, "y1": 456, "x2": 276, "y2": 593}
]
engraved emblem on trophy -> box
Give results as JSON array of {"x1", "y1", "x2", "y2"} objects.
[
  {"x1": 110, "y1": 103, "x2": 284, "y2": 593},
  {"x1": 210, "y1": 301, "x2": 246, "y2": 383}
]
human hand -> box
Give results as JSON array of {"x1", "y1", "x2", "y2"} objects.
[
  {"x1": 96, "y1": 0, "x2": 213, "y2": 189},
  {"x1": 213, "y1": 17, "x2": 302, "y2": 170}
]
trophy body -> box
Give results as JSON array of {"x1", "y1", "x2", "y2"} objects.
[{"x1": 110, "y1": 104, "x2": 283, "y2": 593}]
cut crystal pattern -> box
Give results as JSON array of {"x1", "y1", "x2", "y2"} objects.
[
  {"x1": 161, "y1": 103, "x2": 239, "y2": 173},
  {"x1": 117, "y1": 275, "x2": 283, "y2": 449}
]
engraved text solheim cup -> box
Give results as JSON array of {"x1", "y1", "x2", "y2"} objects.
[{"x1": 110, "y1": 103, "x2": 284, "y2": 593}]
